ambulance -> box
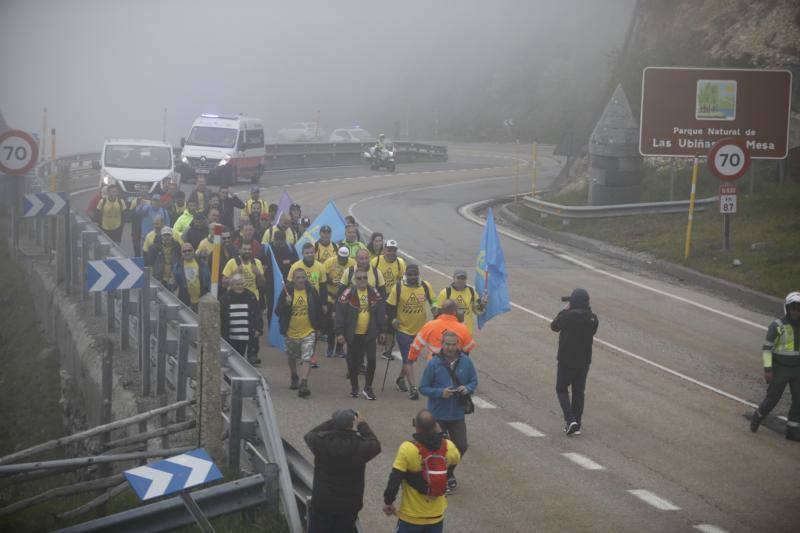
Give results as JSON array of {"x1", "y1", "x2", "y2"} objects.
[{"x1": 178, "y1": 114, "x2": 266, "y2": 184}]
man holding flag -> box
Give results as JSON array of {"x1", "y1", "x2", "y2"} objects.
[{"x1": 474, "y1": 208, "x2": 510, "y2": 330}]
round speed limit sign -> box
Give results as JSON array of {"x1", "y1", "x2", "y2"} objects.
[
  {"x1": 0, "y1": 130, "x2": 39, "y2": 176},
  {"x1": 707, "y1": 137, "x2": 750, "y2": 181}
]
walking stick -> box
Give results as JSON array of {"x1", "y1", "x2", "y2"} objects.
[{"x1": 381, "y1": 354, "x2": 392, "y2": 392}]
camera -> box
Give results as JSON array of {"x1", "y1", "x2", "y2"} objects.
[{"x1": 561, "y1": 296, "x2": 571, "y2": 302}]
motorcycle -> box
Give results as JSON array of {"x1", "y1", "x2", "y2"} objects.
[{"x1": 364, "y1": 144, "x2": 396, "y2": 172}]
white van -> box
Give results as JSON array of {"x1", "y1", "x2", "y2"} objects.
[
  {"x1": 178, "y1": 114, "x2": 266, "y2": 184},
  {"x1": 99, "y1": 139, "x2": 176, "y2": 196}
]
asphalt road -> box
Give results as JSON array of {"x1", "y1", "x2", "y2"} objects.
[{"x1": 72, "y1": 144, "x2": 798, "y2": 532}]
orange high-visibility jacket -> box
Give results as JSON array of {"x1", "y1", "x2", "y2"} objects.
[{"x1": 408, "y1": 314, "x2": 476, "y2": 362}]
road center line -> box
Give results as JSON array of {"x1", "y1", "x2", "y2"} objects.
[
  {"x1": 508, "y1": 422, "x2": 546, "y2": 437},
  {"x1": 628, "y1": 489, "x2": 681, "y2": 511},
  {"x1": 471, "y1": 395, "x2": 497, "y2": 409},
  {"x1": 693, "y1": 525, "x2": 728, "y2": 533},
  {"x1": 561, "y1": 453, "x2": 605, "y2": 470}
]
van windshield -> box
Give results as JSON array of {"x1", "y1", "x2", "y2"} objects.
[
  {"x1": 187, "y1": 126, "x2": 237, "y2": 148},
  {"x1": 104, "y1": 145, "x2": 172, "y2": 170}
]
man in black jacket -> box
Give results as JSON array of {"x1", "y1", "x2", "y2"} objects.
[
  {"x1": 304, "y1": 409, "x2": 381, "y2": 533},
  {"x1": 275, "y1": 269, "x2": 323, "y2": 397},
  {"x1": 220, "y1": 274, "x2": 263, "y2": 365},
  {"x1": 218, "y1": 185, "x2": 245, "y2": 229},
  {"x1": 335, "y1": 267, "x2": 387, "y2": 400},
  {"x1": 550, "y1": 288, "x2": 599, "y2": 436}
]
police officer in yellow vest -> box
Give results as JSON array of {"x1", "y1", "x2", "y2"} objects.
[{"x1": 751, "y1": 291, "x2": 800, "y2": 441}]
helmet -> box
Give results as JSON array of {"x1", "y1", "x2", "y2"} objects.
[{"x1": 786, "y1": 291, "x2": 800, "y2": 312}]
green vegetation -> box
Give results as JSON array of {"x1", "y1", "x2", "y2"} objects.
[{"x1": 513, "y1": 173, "x2": 800, "y2": 298}]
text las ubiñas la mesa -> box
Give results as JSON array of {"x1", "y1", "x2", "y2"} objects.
[{"x1": 650, "y1": 126, "x2": 776, "y2": 152}]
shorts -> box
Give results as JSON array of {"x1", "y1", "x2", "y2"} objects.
[
  {"x1": 286, "y1": 333, "x2": 316, "y2": 363},
  {"x1": 396, "y1": 331, "x2": 415, "y2": 364}
]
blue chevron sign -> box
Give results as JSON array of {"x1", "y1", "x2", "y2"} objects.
[
  {"x1": 124, "y1": 449, "x2": 223, "y2": 501},
  {"x1": 22, "y1": 192, "x2": 68, "y2": 217},
  {"x1": 86, "y1": 257, "x2": 144, "y2": 292}
]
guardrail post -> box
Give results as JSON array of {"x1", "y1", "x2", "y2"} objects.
[
  {"x1": 70, "y1": 217, "x2": 83, "y2": 291},
  {"x1": 229, "y1": 378, "x2": 244, "y2": 474},
  {"x1": 140, "y1": 267, "x2": 152, "y2": 397},
  {"x1": 101, "y1": 337, "x2": 113, "y2": 435},
  {"x1": 156, "y1": 303, "x2": 167, "y2": 396},
  {"x1": 106, "y1": 291, "x2": 115, "y2": 333},
  {"x1": 81, "y1": 230, "x2": 97, "y2": 301},
  {"x1": 93, "y1": 242, "x2": 109, "y2": 315},
  {"x1": 198, "y1": 295, "x2": 223, "y2": 464},
  {"x1": 120, "y1": 289, "x2": 130, "y2": 350},
  {"x1": 176, "y1": 324, "x2": 193, "y2": 422},
  {"x1": 56, "y1": 163, "x2": 71, "y2": 292}
]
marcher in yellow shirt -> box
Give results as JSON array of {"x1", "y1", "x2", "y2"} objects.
[
  {"x1": 435, "y1": 269, "x2": 487, "y2": 334},
  {"x1": 371, "y1": 239, "x2": 406, "y2": 286},
  {"x1": 288, "y1": 242, "x2": 328, "y2": 301},
  {"x1": 313, "y1": 225, "x2": 337, "y2": 264},
  {"x1": 222, "y1": 243, "x2": 265, "y2": 300},
  {"x1": 96, "y1": 184, "x2": 126, "y2": 243}
]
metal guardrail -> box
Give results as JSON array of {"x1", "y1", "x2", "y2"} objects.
[{"x1": 521, "y1": 194, "x2": 718, "y2": 220}]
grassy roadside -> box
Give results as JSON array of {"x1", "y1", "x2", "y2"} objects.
[{"x1": 511, "y1": 178, "x2": 800, "y2": 298}]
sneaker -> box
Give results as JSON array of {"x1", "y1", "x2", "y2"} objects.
[
  {"x1": 446, "y1": 476, "x2": 457, "y2": 493},
  {"x1": 574, "y1": 423, "x2": 582, "y2": 436},
  {"x1": 408, "y1": 387, "x2": 419, "y2": 400},
  {"x1": 395, "y1": 376, "x2": 409, "y2": 392},
  {"x1": 326, "y1": 346, "x2": 334, "y2": 358},
  {"x1": 381, "y1": 350, "x2": 394, "y2": 361},
  {"x1": 362, "y1": 387, "x2": 376, "y2": 400},
  {"x1": 248, "y1": 357, "x2": 262, "y2": 366},
  {"x1": 350, "y1": 387, "x2": 360, "y2": 398},
  {"x1": 310, "y1": 355, "x2": 319, "y2": 369},
  {"x1": 750, "y1": 410, "x2": 763, "y2": 433},
  {"x1": 565, "y1": 421, "x2": 579, "y2": 436},
  {"x1": 335, "y1": 346, "x2": 346, "y2": 358},
  {"x1": 298, "y1": 381, "x2": 310, "y2": 398},
  {"x1": 290, "y1": 374, "x2": 300, "y2": 390}
]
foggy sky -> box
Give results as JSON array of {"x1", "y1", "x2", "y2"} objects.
[{"x1": 1, "y1": 0, "x2": 634, "y2": 154}]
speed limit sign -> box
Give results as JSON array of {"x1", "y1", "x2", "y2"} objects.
[
  {"x1": 708, "y1": 137, "x2": 750, "y2": 181},
  {"x1": 0, "y1": 130, "x2": 39, "y2": 176}
]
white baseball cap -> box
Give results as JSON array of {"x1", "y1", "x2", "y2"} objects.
[
  {"x1": 337, "y1": 246, "x2": 350, "y2": 258},
  {"x1": 385, "y1": 239, "x2": 398, "y2": 248}
]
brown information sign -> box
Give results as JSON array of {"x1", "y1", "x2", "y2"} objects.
[{"x1": 639, "y1": 67, "x2": 792, "y2": 159}]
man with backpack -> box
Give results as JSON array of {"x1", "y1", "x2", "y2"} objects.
[
  {"x1": 435, "y1": 269, "x2": 487, "y2": 335},
  {"x1": 304, "y1": 409, "x2": 381, "y2": 533},
  {"x1": 313, "y1": 225, "x2": 337, "y2": 264},
  {"x1": 383, "y1": 409, "x2": 461, "y2": 532},
  {"x1": 386, "y1": 264, "x2": 435, "y2": 400},
  {"x1": 419, "y1": 331, "x2": 477, "y2": 494}
]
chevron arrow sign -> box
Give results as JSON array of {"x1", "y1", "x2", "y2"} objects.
[
  {"x1": 124, "y1": 449, "x2": 223, "y2": 501},
  {"x1": 86, "y1": 257, "x2": 145, "y2": 292},
  {"x1": 22, "y1": 192, "x2": 68, "y2": 217}
]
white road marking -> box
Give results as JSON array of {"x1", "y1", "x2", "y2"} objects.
[
  {"x1": 348, "y1": 181, "x2": 773, "y2": 415},
  {"x1": 471, "y1": 395, "x2": 497, "y2": 409},
  {"x1": 508, "y1": 422, "x2": 546, "y2": 437},
  {"x1": 561, "y1": 453, "x2": 605, "y2": 470},
  {"x1": 693, "y1": 525, "x2": 729, "y2": 533},
  {"x1": 628, "y1": 489, "x2": 681, "y2": 511}
]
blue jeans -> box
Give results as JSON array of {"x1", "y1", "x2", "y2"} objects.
[
  {"x1": 396, "y1": 518, "x2": 444, "y2": 533},
  {"x1": 556, "y1": 363, "x2": 590, "y2": 425}
]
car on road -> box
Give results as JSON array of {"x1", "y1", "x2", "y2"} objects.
[
  {"x1": 99, "y1": 139, "x2": 177, "y2": 196},
  {"x1": 277, "y1": 122, "x2": 326, "y2": 143},
  {"x1": 178, "y1": 114, "x2": 265, "y2": 184},
  {"x1": 329, "y1": 128, "x2": 374, "y2": 143}
]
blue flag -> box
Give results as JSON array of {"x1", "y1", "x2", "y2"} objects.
[
  {"x1": 475, "y1": 208, "x2": 510, "y2": 329},
  {"x1": 295, "y1": 200, "x2": 348, "y2": 255},
  {"x1": 267, "y1": 245, "x2": 286, "y2": 351}
]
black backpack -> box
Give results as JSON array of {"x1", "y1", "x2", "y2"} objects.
[{"x1": 446, "y1": 284, "x2": 476, "y2": 304}]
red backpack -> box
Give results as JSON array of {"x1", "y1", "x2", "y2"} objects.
[{"x1": 414, "y1": 440, "x2": 449, "y2": 497}]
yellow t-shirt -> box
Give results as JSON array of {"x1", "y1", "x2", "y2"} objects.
[
  {"x1": 323, "y1": 257, "x2": 356, "y2": 303},
  {"x1": 182, "y1": 259, "x2": 202, "y2": 304},
  {"x1": 436, "y1": 286, "x2": 481, "y2": 334},
  {"x1": 287, "y1": 260, "x2": 327, "y2": 293},
  {"x1": 287, "y1": 289, "x2": 314, "y2": 340},
  {"x1": 98, "y1": 198, "x2": 125, "y2": 231},
  {"x1": 222, "y1": 258, "x2": 264, "y2": 300},
  {"x1": 244, "y1": 198, "x2": 268, "y2": 217},
  {"x1": 340, "y1": 266, "x2": 385, "y2": 292},
  {"x1": 392, "y1": 439, "x2": 461, "y2": 525},
  {"x1": 387, "y1": 281, "x2": 434, "y2": 335},
  {"x1": 261, "y1": 225, "x2": 297, "y2": 245},
  {"x1": 314, "y1": 241, "x2": 336, "y2": 264},
  {"x1": 355, "y1": 288, "x2": 370, "y2": 335},
  {"x1": 143, "y1": 229, "x2": 183, "y2": 253},
  {"x1": 197, "y1": 237, "x2": 214, "y2": 257},
  {"x1": 372, "y1": 255, "x2": 406, "y2": 286}
]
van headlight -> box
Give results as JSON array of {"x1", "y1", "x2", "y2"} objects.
[
  {"x1": 218, "y1": 154, "x2": 231, "y2": 166},
  {"x1": 181, "y1": 155, "x2": 189, "y2": 164}
]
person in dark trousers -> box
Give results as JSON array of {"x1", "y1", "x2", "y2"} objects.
[
  {"x1": 335, "y1": 267, "x2": 387, "y2": 400},
  {"x1": 304, "y1": 409, "x2": 381, "y2": 533},
  {"x1": 550, "y1": 288, "x2": 599, "y2": 436},
  {"x1": 220, "y1": 274, "x2": 263, "y2": 365},
  {"x1": 419, "y1": 331, "x2": 477, "y2": 493},
  {"x1": 751, "y1": 291, "x2": 800, "y2": 440}
]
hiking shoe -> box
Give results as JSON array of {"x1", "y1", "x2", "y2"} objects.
[
  {"x1": 298, "y1": 381, "x2": 310, "y2": 398},
  {"x1": 408, "y1": 387, "x2": 419, "y2": 400},
  {"x1": 574, "y1": 423, "x2": 582, "y2": 436},
  {"x1": 381, "y1": 350, "x2": 394, "y2": 361},
  {"x1": 248, "y1": 357, "x2": 262, "y2": 366},
  {"x1": 750, "y1": 410, "x2": 763, "y2": 433},
  {"x1": 395, "y1": 376, "x2": 409, "y2": 392},
  {"x1": 445, "y1": 475, "x2": 457, "y2": 494},
  {"x1": 310, "y1": 355, "x2": 319, "y2": 369},
  {"x1": 350, "y1": 387, "x2": 360, "y2": 398},
  {"x1": 326, "y1": 346, "x2": 334, "y2": 358},
  {"x1": 565, "y1": 421, "x2": 579, "y2": 436},
  {"x1": 335, "y1": 346, "x2": 346, "y2": 357},
  {"x1": 290, "y1": 374, "x2": 300, "y2": 390},
  {"x1": 362, "y1": 387, "x2": 376, "y2": 400}
]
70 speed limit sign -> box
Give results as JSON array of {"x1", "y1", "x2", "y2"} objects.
[
  {"x1": 707, "y1": 137, "x2": 750, "y2": 181},
  {"x1": 0, "y1": 130, "x2": 39, "y2": 176}
]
